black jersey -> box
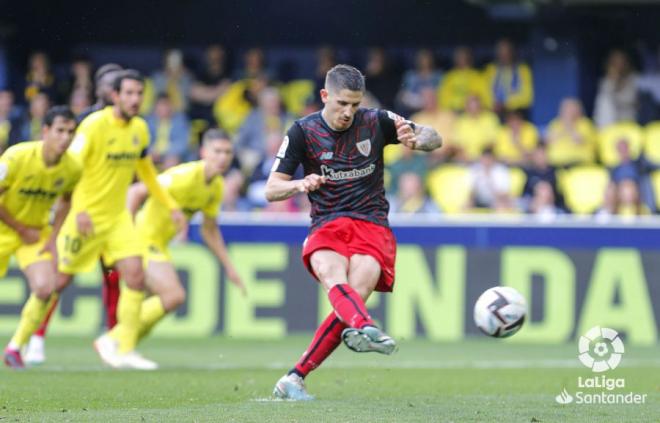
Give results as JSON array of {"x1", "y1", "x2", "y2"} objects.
[{"x1": 275, "y1": 108, "x2": 408, "y2": 232}]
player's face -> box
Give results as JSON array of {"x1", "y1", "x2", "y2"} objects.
[
  {"x1": 113, "y1": 78, "x2": 144, "y2": 119},
  {"x1": 202, "y1": 139, "x2": 234, "y2": 175},
  {"x1": 43, "y1": 117, "x2": 77, "y2": 156},
  {"x1": 321, "y1": 88, "x2": 363, "y2": 131}
]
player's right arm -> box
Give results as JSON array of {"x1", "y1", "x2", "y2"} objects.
[
  {"x1": 0, "y1": 197, "x2": 40, "y2": 244},
  {"x1": 265, "y1": 124, "x2": 325, "y2": 202},
  {"x1": 69, "y1": 119, "x2": 96, "y2": 236},
  {"x1": 0, "y1": 150, "x2": 40, "y2": 243}
]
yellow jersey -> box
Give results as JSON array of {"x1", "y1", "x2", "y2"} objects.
[
  {"x1": 546, "y1": 117, "x2": 597, "y2": 166},
  {"x1": 68, "y1": 106, "x2": 150, "y2": 228},
  {"x1": 438, "y1": 68, "x2": 489, "y2": 112},
  {"x1": 494, "y1": 121, "x2": 539, "y2": 164},
  {"x1": 453, "y1": 111, "x2": 501, "y2": 161},
  {"x1": 0, "y1": 141, "x2": 81, "y2": 229},
  {"x1": 137, "y1": 160, "x2": 223, "y2": 245}
]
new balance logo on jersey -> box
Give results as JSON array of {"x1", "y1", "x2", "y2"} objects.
[
  {"x1": 320, "y1": 151, "x2": 333, "y2": 160},
  {"x1": 320, "y1": 164, "x2": 375, "y2": 181},
  {"x1": 357, "y1": 139, "x2": 371, "y2": 157}
]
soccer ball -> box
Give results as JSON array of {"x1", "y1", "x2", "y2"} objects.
[{"x1": 473, "y1": 286, "x2": 527, "y2": 338}]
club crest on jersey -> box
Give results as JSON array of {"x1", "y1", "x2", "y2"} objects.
[
  {"x1": 357, "y1": 139, "x2": 371, "y2": 157},
  {"x1": 133, "y1": 135, "x2": 139, "y2": 146}
]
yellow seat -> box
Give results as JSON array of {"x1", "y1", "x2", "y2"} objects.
[
  {"x1": 280, "y1": 79, "x2": 314, "y2": 117},
  {"x1": 643, "y1": 121, "x2": 660, "y2": 166},
  {"x1": 598, "y1": 122, "x2": 643, "y2": 167},
  {"x1": 508, "y1": 167, "x2": 527, "y2": 198},
  {"x1": 426, "y1": 165, "x2": 471, "y2": 213},
  {"x1": 560, "y1": 165, "x2": 610, "y2": 214}
]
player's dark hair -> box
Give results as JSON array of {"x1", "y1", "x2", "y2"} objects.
[
  {"x1": 202, "y1": 128, "x2": 231, "y2": 146},
  {"x1": 112, "y1": 69, "x2": 144, "y2": 92},
  {"x1": 325, "y1": 64, "x2": 365, "y2": 92},
  {"x1": 95, "y1": 63, "x2": 123, "y2": 84},
  {"x1": 43, "y1": 105, "x2": 76, "y2": 127}
]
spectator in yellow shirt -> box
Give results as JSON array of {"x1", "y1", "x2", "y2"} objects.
[
  {"x1": 545, "y1": 98, "x2": 596, "y2": 167},
  {"x1": 483, "y1": 39, "x2": 534, "y2": 116},
  {"x1": 494, "y1": 110, "x2": 539, "y2": 166},
  {"x1": 439, "y1": 46, "x2": 488, "y2": 112},
  {"x1": 452, "y1": 95, "x2": 500, "y2": 162}
]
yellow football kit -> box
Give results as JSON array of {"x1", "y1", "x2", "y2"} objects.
[
  {"x1": 137, "y1": 160, "x2": 224, "y2": 263},
  {"x1": 57, "y1": 107, "x2": 153, "y2": 273},
  {"x1": 0, "y1": 141, "x2": 81, "y2": 276}
]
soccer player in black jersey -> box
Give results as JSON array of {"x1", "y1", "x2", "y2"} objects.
[{"x1": 267, "y1": 64, "x2": 442, "y2": 400}]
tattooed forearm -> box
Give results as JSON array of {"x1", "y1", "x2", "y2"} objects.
[{"x1": 413, "y1": 125, "x2": 443, "y2": 151}]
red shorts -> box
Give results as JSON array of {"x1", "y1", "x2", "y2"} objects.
[{"x1": 302, "y1": 217, "x2": 397, "y2": 292}]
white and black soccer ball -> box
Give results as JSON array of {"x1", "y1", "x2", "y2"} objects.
[{"x1": 474, "y1": 286, "x2": 527, "y2": 338}]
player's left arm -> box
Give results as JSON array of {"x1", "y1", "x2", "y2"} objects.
[
  {"x1": 135, "y1": 156, "x2": 185, "y2": 229},
  {"x1": 396, "y1": 117, "x2": 443, "y2": 152},
  {"x1": 200, "y1": 214, "x2": 246, "y2": 297},
  {"x1": 378, "y1": 110, "x2": 442, "y2": 152}
]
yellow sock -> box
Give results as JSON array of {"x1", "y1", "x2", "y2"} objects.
[
  {"x1": 116, "y1": 285, "x2": 145, "y2": 353},
  {"x1": 9, "y1": 294, "x2": 49, "y2": 348},
  {"x1": 109, "y1": 296, "x2": 166, "y2": 346},
  {"x1": 137, "y1": 296, "x2": 167, "y2": 342}
]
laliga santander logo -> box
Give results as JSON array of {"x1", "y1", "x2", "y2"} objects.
[{"x1": 578, "y1": 326, "x2": 625, "y2": 372}]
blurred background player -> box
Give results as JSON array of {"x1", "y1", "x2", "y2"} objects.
[
  {"x1": 24, "y1": 63, "x2": 125, "y2": 364},
  {"x1": 1, "y1": 106, "x2": 80, "y2": 368},
  {"x1": 36, "y1": 70, "x2": 185, "y2": 370},
  {"x1": 98, "y1": 129, "x2": 246, "y2": 366},
  {"x1": 266, "y1": 65, "x2": 441, "y2": 400}
]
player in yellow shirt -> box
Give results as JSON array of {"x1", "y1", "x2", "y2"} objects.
[
  {"x1": 45, "y1": 70, "x2": 185, "y2": 370},
  {"x1": 1, "y1": 106, "x2": 80, "y2": 369},
  {"x1": 103, "y1": 130, "x2": 245, "y2": 361}
]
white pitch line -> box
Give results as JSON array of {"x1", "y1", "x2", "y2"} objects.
[{"x1": 19, "y1": 358, "x2": 660, "y2": 372}]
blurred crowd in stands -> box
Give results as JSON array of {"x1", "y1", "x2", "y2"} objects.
[{"x1": 3, "y1": 39, "x2": 660, "y2": 219}]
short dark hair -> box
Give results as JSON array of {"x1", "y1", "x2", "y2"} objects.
[
  {"x1": 95, "y1": 63, "x2": 123, "y2": 84},
  {"x1": 325, "y1": 64, "x2": 365, "y2": 92},
  {"x1": 43, "y1": 105, "x2": 76, "y2": 127},
  {"x1": 112, "y1": 69, "x2": 144, "y2": 92},
  {"x1": 202, "y1": 128, "x2": 231, "y2": 146}
]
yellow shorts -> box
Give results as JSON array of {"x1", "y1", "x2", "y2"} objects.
[
  {"x1": 141, "y1": 238, "x2": 172, "y2": 266},
  {"x1": 0, "y1": 226, "x2": 52, "y2": 277},
  {"x1": 57, "y1": 211, "x2": 141, "y2": 274}
]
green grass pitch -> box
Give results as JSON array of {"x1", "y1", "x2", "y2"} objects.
[{"x1": 1, "y1": 336, "x2": 658, "y2": 422}]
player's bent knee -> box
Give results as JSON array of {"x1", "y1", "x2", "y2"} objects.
[
  {"x1": 311, "y1": 258, "x2": 347, "y2": 286},
  {"x1": 161, "y1": 288, "x2": 186, "y2": 311},
  {"x1": 32, "y1": 278, "x2": 54, "y2": 300},
  {"x1": 122, "y1": 265, "x2": 146, "y2": 289}
]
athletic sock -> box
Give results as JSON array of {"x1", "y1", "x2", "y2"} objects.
[
  {"x1": 33, "y1": 292, "x2": 59, "y2": 337},
  {"x1": 9, "y1": 294, "x2": 50, "y2": 349},
  {"x1": 101, "y1": 266, "x2": 121, "y2": 329},
  {"x1": 115, "y1": 285, "x2": 144, "y2": 353},
  {"x1": 109, "y1": 295, "x2": 167, "y2": 345},
  {"x1": 327, "y1": 284, "x2": 373, "y2": 328},
  {"x1": 291, "y1": 311, "x2": 347, "y2": 378},
  {"x1": 136, "y1": 296, "x2": 167, "y2": 342}
]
